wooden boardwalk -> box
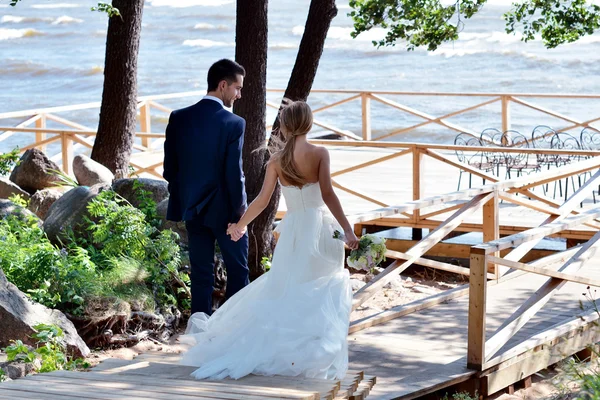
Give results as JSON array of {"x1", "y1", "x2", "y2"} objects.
[{"x1": 0, "y1": 356, "x2": 376, "y2": 400}]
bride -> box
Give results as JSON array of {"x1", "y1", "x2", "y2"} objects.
[{"x1": 179, "y1": 100, "x2": 360, "y2": 381}]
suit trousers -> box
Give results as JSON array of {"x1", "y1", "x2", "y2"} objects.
[{"x1": 185, "y1": 218, "x2": 249, "y2": 315}]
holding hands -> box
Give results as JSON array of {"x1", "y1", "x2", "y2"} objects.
[{"x1": 227, "y1": 223, "x2": 246, "y2": 242}]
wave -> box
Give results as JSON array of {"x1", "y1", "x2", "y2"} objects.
[
  {"x1": 31, "y1": 3, "x2": 81, "y2": 8},
  {"x1": 293, "y1": 25, "x2": 387, "y2": 42},
  {"x1": 2, "y1": 15, "x2": 51, "y2": 24},
  {"x1": 147, "y1": 0, "x2": 233, "y2": 7},
  {"x1": 0, "y1": 28, "x2": 43, "y2": 40},
  {"x1": 270, "y1": 42, "x2": 298, "y2": 50},
  {"x1": 182, "y1": 39, "x2": 234, "y2": 47},
  {"x1": 193, "y1": 23, "x2": 229, "y2": 31},
  {"x1": 84, "y1": 65, "x2": 104, "y2": 76},
  {"x1": 1, "y1": 15, "x2": 81, "y2": 25},
  {"x1": 52, "y1": 16, "x2": 84, "y2": 25}
]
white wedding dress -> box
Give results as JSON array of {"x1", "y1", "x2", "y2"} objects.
[{"x1": 179, "y1": 182, "x2": 352, "y2": 380}]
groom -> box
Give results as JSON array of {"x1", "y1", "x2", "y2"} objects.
[{"x1": 163, "y1": 59, "x2": 249, "y2": 315}]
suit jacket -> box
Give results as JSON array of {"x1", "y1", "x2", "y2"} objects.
[{"x1": 163, "y1": 99, "x2": 247, "y2": 230}]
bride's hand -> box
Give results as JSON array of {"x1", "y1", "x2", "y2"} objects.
[{"x1": 344, "y1": 229, "x2": 360, "y2": 250}]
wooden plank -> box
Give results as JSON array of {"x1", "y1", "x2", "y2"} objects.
[
  {"x1": 467, "y1": 251, "x2": 488, "y2": 370},
  {"x1": 330, "y1": 148, "x2": 411, "y2": 178},
  {"x1": 412, "y1": 146, "x2": 423, "y2": 223},
  {"x1": 331, "y1": 180, "x2": 389, "y2": 207},
  {"x1": 488, "y1": 255, "x2": 600, "y2": 287},
  {"x1": 484, "y1": 324, "x2": 600, "y2": 396},
  {"x1": 352, "y1": 192, "x2": 493, "y2": 310},
  {"x1": 483, "y1": 308, "x2": 600, "y2": 369},
  {"x1": 44, "y1": 370, "x2": 320, "y2": 399},
  {"x1": 482, "y1": 191, "x2": 499, "y2": 275},
  {"x1": 28, "y1": 373, "x2": 314, "y2": 400},
  {"x1": 484, "y1": 229, "x2": 600, "y2": 361},
  {"x1": 385, "y1": 249, "x2": 486, "y2": 278},
  {"x1": 476, "y1": 206, "x2": 600, "y2": 254},
  {"x1": 361, "y1": 93, "x2": 371, "y2": 140}
]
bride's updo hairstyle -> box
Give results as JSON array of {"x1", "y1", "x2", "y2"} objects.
[{"x1": 271, "y1": 100, "x2": 313, "y2": 188}]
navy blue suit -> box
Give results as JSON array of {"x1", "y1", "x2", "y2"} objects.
[{"x1": 163, "y1": 98, "x2": 249, "y2": 315}]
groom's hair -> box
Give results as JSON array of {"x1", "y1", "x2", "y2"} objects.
[{"x1": 207, "y1": 59, "x2": 246, "y2": 91}]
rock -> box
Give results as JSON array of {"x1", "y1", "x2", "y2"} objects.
[
  {"x1": 383, "y1": 276, "x2": 404, "y2": 290},
  {"x1": 0, "y1": 177, "x2": 30, "y2": 201},
  {"x1": 42, "y1": 183, "x2": 110, "y2": 245},
  {"x1": 112, "y1": 178, "x2": 169, "y2": 209},
  {"x1": 73, "y1": 154, "x2": 114, "y2": 187},
  {"x1": 9, "y1": 149, "x2": 61, "y2": 194},
  {"x1": 0, "y1": 269, "x2": 90, "y2": 358},
  {"x1": 0, "y1": 199, "x2": 39, "y2": 224},
  {"x1": 0, "y1": 361, "x2": 37, "y2": 380},
  {"x1": 27, "y1": 189, "x2": 62, "y2": 220},
  {"x1": 350, "y1": 278, "x2": 366, "y2": 291},
  {"x1": 156, "y1": 198, "x2": 188, "y2": 246}
]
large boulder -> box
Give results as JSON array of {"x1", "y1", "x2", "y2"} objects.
[
  {"x1": 27, "y1": 189, "x2": 63, "y2": 220},
  {"x1": 156, "y1": 198, "x2": 188, "y2": 246},
  {"x1": 43, "y1": 183, "x2": 110, "y2": 245},
  {"x1": 73, "y1": 154, "x2": 114, "y2": 187},
  {"x1": 0, "y1": 269, "x2": 90, "y2": 358},
  {"x1": 0, "y1": 177, "x2": 30, "y2": 201},
  {"x1": 9, "y1": 149, "x2": 61, "y2": 194},
  {"x1": 0, "y1": 199, "x2": 39, "y2": 224},
  {"x1": 112, "y1": 178, "x2": 169, "y2": 209}
]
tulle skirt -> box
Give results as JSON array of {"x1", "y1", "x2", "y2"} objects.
[{"x1": 179, "y1": 207, "x2": 352, "y2": 380}]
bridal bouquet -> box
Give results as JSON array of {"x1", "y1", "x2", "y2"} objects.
[{"x1": 333, "y1": 231, "x2": 387, "y2": 271}]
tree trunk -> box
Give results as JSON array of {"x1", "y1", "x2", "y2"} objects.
[
  {"x1": 91, "y1": 0, "x2": 144, "y2": 178},
  {"x1": 271, "y1": 0, "x2": 338, "y2": 133},
  {"x1": 234, "y1": 0, "x2": 270, "y2": 280}
]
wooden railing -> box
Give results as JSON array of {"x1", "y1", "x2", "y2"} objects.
[
  {"x1": 347, "y1": 155, "x2": 600, "y2": 336},
  {"x1": 2, "y1": 90, "x2": 600, "y2": 173}
]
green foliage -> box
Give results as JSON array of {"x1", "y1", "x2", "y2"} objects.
[
  {"x1": 0, "y1": 369, "x2": 6, "y2": 382},
  {"x1": 91, "y1": 2, "x2": 122, "y2": 19},
  {"x1": 261, "y1": 255, "x2": 272, "y2": 272},
  {"x1": 133, "y1": 179, "x2": 161, "y2": 228},
  {"x1": 8, "y1": 193, "x2": 28, "y2": 208},
  {"x1": 82, "y1": 190, "x2": 187, "y2": 309},
  {"x1": 349, "y1": 0, "x2": 486, "y2": 51},
  {"x1": 441, "y1": 391, "x2": 479, "y2": 400},
  {"x1": 49, "y1": 168, "x2": 79, "y2": 189},
  {"x1": 3, "y1": 324, "x2": 90, "y2": 375},
  {"x1": 0, "y1": 213, "x2": 95, "y2": 313},
  {"x1": 505, "y1": 0, "x2": 600, "y2": 48},
  {"x1": 348, "y1": 0, "x2": 600, "y2": 50},
  {"x1": 9, "y1": 0, "x2": 22, "y2": 6},
  {"x1": 0, "y1": 148, "x2": 20, "y2": 176}
]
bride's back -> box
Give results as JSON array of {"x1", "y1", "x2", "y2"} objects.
[{"x1": 276, "y1": 142, "x2": 321, "y2": 187}]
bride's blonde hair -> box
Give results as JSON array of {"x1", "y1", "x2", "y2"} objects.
[{"x1": 270, "y1": 100, "x2": 313, "y2": 187}]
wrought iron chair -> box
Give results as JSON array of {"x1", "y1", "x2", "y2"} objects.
[
  {"x1": 501, "y1": 130, "x2": 539, "y2": 179},
  {"x1": 550, "y1": 132, "x2": 584, "y2": 201},
  {"x1": 479, "y1": 128, "x2": 505, "y2": 176},
  {"x1": 454, "y1": 133, "x2": 492, "y2": 190}
]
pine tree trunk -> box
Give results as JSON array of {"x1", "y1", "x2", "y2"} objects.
[
  {"x1": 234, "y1": 0, "x2": 270, "y2": 280},
  {"x1": 91, "y1": 0, "x2": 145, "y2": 178},
  {"x1": 271, "y1": 0, "x2": 338, "y2": 133}
]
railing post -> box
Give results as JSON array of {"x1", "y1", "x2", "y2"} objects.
[
  {"x1": 36, "y1": 113, "x2": 46, "y2": 153},
  {"x1": 468, "y1": 248, "x2": 488, "y2": 370},
  {"x1": 412, "y1": 145, "x2": 423, "y2": 240},
  {"x1": 482, "y1": 190, "x2": 499, "y2": 277},
  {"x1": 61, "y1": 132, "x2": 73, "y2": 175},
  {"x1": 361, "y1": 92, "x2": 371, "y2": 141},
  {"x1": 501, "y1": 95, "x2": 511, "y2": 134},
  {"x1": 140, "y1": 101, "x2": 151, "y2": 149}
]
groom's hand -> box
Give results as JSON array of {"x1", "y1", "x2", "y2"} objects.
[{"x1": 227, "y1": 223, "x2": 246, "y2": 242}]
